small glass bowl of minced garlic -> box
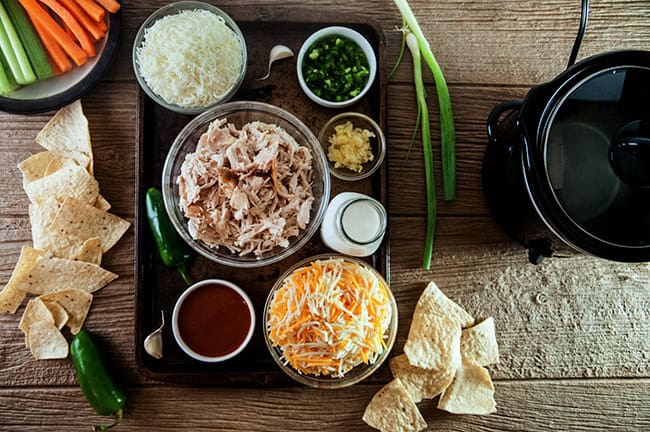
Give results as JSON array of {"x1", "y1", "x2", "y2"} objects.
[{"x1": 318, "y1": 112, "x2": 386, "y2": 181}]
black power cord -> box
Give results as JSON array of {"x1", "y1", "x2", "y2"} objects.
[{"x1": 567, "y1": 0, "x2": 591, "y2": 67}]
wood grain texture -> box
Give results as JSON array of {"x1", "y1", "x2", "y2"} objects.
[
  {"x1": 0, "y1": 380, "x2": 648, "y2": 431},
  {"x1": 0, "y1": 81, "x2": 141, "y2": 387},
  {"x1": 109, "y1": 1, "x2": 650, "y2": 86},
  {"x1": 2, "y1": 216, "x2": 648, "y2": 385},
  {"x1": 1, "y1": 0, "x2": 650, "y2": 430},
  {"x1": 386, "y1": 84, "x2": 529, "y2": 216}
]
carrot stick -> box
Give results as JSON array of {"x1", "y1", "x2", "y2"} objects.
[
  {"x1": 32, "y1": 18, "x2": 71, "y2": 73},
  {"x1": 71, "y1": 0, "x2": 103, "y2": 22},
  {"x1": 62, "y1": 19, "x2": 75, "y2": 40},
  {"x1": 39, "y1": 0, "x2": 95, "y2": 57},
  {"x1": 19, "y1": 0, "x2": 87, "y2": 66},
  {"x1": 94, "y1": 0, "x2": 119, "y2": 14},
  {"x1": 96, "y1": 15, "x2": 106, "y2": 32},
  {"x1": 59, "y1": 0, "x2": 105, "y2": 41}
]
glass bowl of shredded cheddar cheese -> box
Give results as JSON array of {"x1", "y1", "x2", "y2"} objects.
[
  {"x1": 264, "y1": 254, "x2": 397, "y2": 388},
  {"x1": 318, "y1": 112, "x2": 386, "y2": 181}
]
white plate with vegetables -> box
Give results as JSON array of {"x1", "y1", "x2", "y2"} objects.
[{"x1": 0, "y1": 0, "x2": 121, "y2": 114}]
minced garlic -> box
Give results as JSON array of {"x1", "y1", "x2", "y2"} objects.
[{"x1": 327, "y1": 121, "x2": 375, "y2": 173}]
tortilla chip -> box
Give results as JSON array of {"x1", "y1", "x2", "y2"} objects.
[
  {"x1": 44, "y1": 155, "x2": 77, "y2": 176},
  {"x1": 95, "y1": 195, "x2": 111, "y2": 211},
  {"x1": 34, "y1": 230, "x2": 86, "y2": 259},
  {"x1": 18, "y1": 151, "x2": 91, "y2": 185},
  {"x1": 461, "y1": 317, "x2": 499, "y2": 366},
  {"x1": 28, "y1": 320, "x2": 68, "y2": 359},
  {"x1": 47, "y1": 197, "x2": 130, "y2": 253},
  {"x1": 39, "y1": 289, "x2": 93, "y2": 334},
  {"x1": 43, "y1": 301, "x2": 69, "y2": 329},
  {"x1": 0, "y1": 281, "x2": 26, "y2": 315},
  {"x1": 19, "y1": 297, "x2": 55, "y2": 336},
  {"x1": 18, "y1": 255, "x2": 117, "y2": 295},
  {"x1": 404, "y1": 311, "x2": 462, "y2": 371},
  {"x1": 29, "y1": 199, "x2": 62, "y2": 247},
  {"x1": 0, "y1": 247, "x2": 47, "y2": 313},
  {"x1": 437, "y1": 361, "x2": 497, "y2": 415},
  {"x1": 35, "y1": 100, "x2": 93, "y2": 173},
  {"x1": 70, "y1": 238, "x2": 102, "y2": 265},
  {"x1": 24, "y1": 164, "x2": 99, "y2": 206},
  {"x1": 362, "y1": 378, "x2": 427, "y2": 432},
  {"x1": 418, "y1": 281, "x2": 474, "y2": 328},
  {"x1": 389, "y1": 354, "x2": 455, "y2": 403},
  {"x1": 18, "y1": 151, "x2": 61, "y2": 187}
]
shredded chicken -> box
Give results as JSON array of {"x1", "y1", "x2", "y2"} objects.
[{"x1": 178, "y1": 118, "x2": 315, "y2": 256}]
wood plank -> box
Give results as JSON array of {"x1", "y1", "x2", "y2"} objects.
[
  {"x1": 0, "y1": 81, "x2": 141, "y2": 386},
  {"x1": 0, "y1": 81, "x2": 138, "y2": 218},
  {"x1": 0, "y1": 380, "x2": 648, "y2": 431},
  {"x1": 386, "y1": 84, "x2": 528, "y2": 217},
  {"x1": 387, "y1": 0, "x2": 650, "y2": 85},
  {"x1": 112, "y1": 1, "x2": 650, "y2": 86},
  {"x1": 389, "y1": 217, "x2": 650, "y2": 380},
  {"x1": 2, "y1": 216, "x2": 648, "y2": 386}
]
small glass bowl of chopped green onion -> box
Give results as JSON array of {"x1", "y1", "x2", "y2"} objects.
[
  {"x1": 297, "y1": 27, "x2": 377, "y2": 108},
  {"x1": 318, "y1": 112, "x2": 386, "y2": 181}
]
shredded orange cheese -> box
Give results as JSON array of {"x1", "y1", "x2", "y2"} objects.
[{"x1": 267, "y1": 258, "x2": 392, "y2": 377}]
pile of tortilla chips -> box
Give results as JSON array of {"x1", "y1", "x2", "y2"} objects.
[
  {"x1": 363, "y1": 281, "x2": 499, "y2": 432},
  {"x1": 0, "y1": 101, "x2": 130, "y2": 360}
]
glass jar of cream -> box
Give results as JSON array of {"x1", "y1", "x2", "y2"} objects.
[{"x1": 320, "y1": 192, "x2": 387, "y2": 257}]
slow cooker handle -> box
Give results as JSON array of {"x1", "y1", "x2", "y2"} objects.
[{"x1": 487, "y1": 100, "x2": 522, "y2": 147}]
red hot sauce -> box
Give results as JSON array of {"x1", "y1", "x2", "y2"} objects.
[{"x1": 178, "y1": 283, "x2": 252, "y2": 358}]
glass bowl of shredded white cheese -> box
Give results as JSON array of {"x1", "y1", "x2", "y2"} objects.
[{"x1": 133, "y1": 1, "x2": 246, "y2": 114}]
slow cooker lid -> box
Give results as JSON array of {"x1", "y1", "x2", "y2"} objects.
[{"x1": 543, "y1": 65, "x2": 650, "y2": 248}]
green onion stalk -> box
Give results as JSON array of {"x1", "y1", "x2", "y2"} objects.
[
  {"x1": 406, "y1": 32, "x2": 436, "y2": 270},
  {"x1": 394, "y1": 0, "x2": 456, "y2": 202}
]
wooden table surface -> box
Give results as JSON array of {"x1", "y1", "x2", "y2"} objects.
[{"x1": 2, "y1": 1, "x2": 650, "y2": 430}]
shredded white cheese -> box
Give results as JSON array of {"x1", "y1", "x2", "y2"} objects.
[{"x1": 136, "y1": 9, "x2": 244, "y2": 108}]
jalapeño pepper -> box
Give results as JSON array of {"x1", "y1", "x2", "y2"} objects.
[
  {"x1": 70, "y1": 330, "x2": 126, "y2": 431},
  {"x1": 145, "y1": 187, "x2": 193, "y2": 284}
]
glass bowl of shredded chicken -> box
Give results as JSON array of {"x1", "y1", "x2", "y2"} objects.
[
  {"x1": 162, "y1": 101, "x2": 331, "y2": 268},
  {"x1": 133, "y1": 1, "x2": 247, "y2": 114},
  {"x1": 264, "y1": 254, "x2": 398, "y2": 388}
]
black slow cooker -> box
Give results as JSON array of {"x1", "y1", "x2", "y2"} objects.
[{"x1": 483, "y1": 2, "x2": 650, "y2": 264}]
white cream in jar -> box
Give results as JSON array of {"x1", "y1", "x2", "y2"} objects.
[{"x1": 320, "y1": 192, "x2": 387, "y2": 257}]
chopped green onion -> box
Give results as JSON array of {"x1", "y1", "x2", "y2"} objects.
[
  {"x1": 3, "y1": 0, "x2": 53, "y2": 80},
  {"x1": 406, "y1": 32, "x2": 436, "y2": 270},
  {"x1": 394, "y1": 0, "x2": 456, "y2": 201},
  {"x1": 0, "y1": 0, "x2": 35, "y2": 85},
  {"x1": 302, "y1": 35, "x2": 370, "y2": 102}
]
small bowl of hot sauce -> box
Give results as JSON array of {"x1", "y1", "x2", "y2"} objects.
[{"x1": 172, "y1": 279, "x2": 255, "y2": 362}]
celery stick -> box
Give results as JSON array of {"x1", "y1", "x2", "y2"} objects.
[
  {"x1": 0, "y1": 1, "x2": 35, "y2": 84},
  {"x1": 0, "y1": 52, "x2": 17, "y2": 95},
  {"x1": 3, "y1": 0, "x2": 53, "y2": 80}
]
